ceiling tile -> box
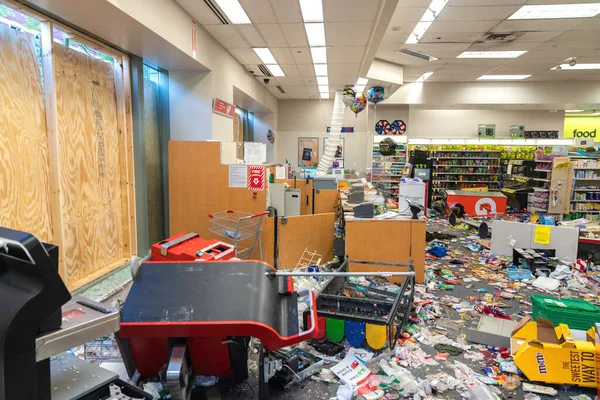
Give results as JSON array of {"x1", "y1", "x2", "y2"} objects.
[
  {"x1": 280, "y1": 23, "x2": 309, "y2": 47},
  {"x1": 237, "y1": 25, "x2": 267, "y2": 47},
  {"x1": 551, "y1": 30, "x2": 600, "y2": 43},
  {"x1": 389, "y1": 7, "x2": 427, "y2": 23},
  {"x1": 275, "y1": 76, "x2": 305, "y2": 85},
  {"x1": 326, "y1": 22, "x2": 373, "y2": 46},
  {"x1": 240, "y1": 0, "x2": 278, "y2": 23},
  {"x1": 517, "y1": 31, "x2": 563, "y2": 42},
  {"x1": 229, "y1": 48, "x2": 262, "y2": 64},
  {"x1": 449, "y1": 0, "x2": 526, "y2": 5},
  {"x1": 405, "y1": 43, "x2": 472, "y2": 52},
  {"x1": 445, "y1": 58, "x2": 514, "y2": 65},
  {"x1": 270, "y1": 47, "x2": 296, "y2": 64},
  {"x1": 291, "y1": 47, "x2": 313, "y2": 64},
  {"x1": 175, "y1": 0, "x2": 223, "y2": 25},
  {"x1": 205, "y1": 25, "x2": 249, "y2": 48},
  {"x1": 328, "y1": 46, "x2": 366, "y2": 63},
  {"x1": 279, "y1": 64, "x2": 301, "y2": 77},
  {"x1": 306, "y1": 86, "x2": 320, "y2": 93},
  {"x1": 301, "y1": 77, "x2": 319, "y2": 85},
  {"x1": 328, "y1": 63, "x2": 360, "y2": 76},
  {"x1": 536, "y1": 41, "x2": 600, "y2": 50},
  {"x1": 256, "y1": 24, "x2": 288, "y2": 47},
  {"x1": 324, "y1": 0, "x2": 381, "y2": 22},
  {"x1": 570, "y1": 17, "x2": 600, "y2": 31},
  {"x1": 288, "y1": 93, "x2": 311, "y2": 99},
  {"x1": 297, "y1": 64, "x2": 316, "y2": 77},
  {"x1": 269, "y1": 0, "x2": 303, "y2": 23},
  {"x1": 493, "y1": 19, "x2": 582, "y2": 33},
  {"x1": 283, "y1": 86, "x2": 308, "y2": 93},
  {"x1": 428, "y1": 21, "x2": 500, "y2": 34},
  {"x1": 398, "y1": 0, "x2": 433, "y2": 6},
  {"x1": 466, "y1": 42, "x2": 541, "y2": 51},
  {"x1": 437, "y1": 6, "x2": 520, "y2": 21},
  {"x1": 329, "y1": 75, "x2": 360, "y2": 85},
  {"x1": 256, "y1": 77, "x2": 280, "y2": 85},
  {"x1": 421, "y1": 32, "x2": 486, "y2": 43}
]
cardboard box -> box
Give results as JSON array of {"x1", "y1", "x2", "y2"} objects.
[{"x1": 511, "y1": 317, "x2": 597, "y2": 388}]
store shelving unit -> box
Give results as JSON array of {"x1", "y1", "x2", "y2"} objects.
[
  {"x1": 430, "y1": 149, "x2": 501, "y2": 197},
  {"x1": 372, "y1": 137, "x2": 407, "y2": 200},
  {"x1": 568, "y1": 158, "x2": 600, "y2": 220}
]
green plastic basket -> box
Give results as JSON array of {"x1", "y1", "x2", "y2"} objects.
[{"x1": 531, "y1": 295, "x2": 600, "y2": 331}]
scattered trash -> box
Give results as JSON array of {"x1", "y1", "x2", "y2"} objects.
[{"x1": 194, "y1": 375, "x2": 218, "y2": 387}]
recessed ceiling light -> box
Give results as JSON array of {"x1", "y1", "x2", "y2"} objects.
[
  {"x1": 320, "y1": 92, "x2": 330, "y2": 99},
  {"x1": 509, "y1": 3, "x2": 600, "y2": 20},
  {"x1": 266, "y1": 64, "x2": 285, "y2": 77},
  {"x1": 305, "y1": 23, "x2": 326, "y2": 47},
  {"x1": 552, "y1": 63, "x2": 600, "y2": 70},
  {"x1": 214, "y1": 0, "x2": 251, "y2": 24},
  {"x1": 318, "y1": 85, "x2": 328, "y2": 92},
  {"x1": 566, "y1": 109, "x2": 584, "y2": 112},
  {"x1": 299, "y1": 0, "x2": 323, "y2": 22},
  {"x1": 313, "y1": 64, "x2": 327, "y2": 76},
  {"x1": 316, "y1": 76, "x2": 328, "y2": 85},
  {"x1": 355, "y1": 85, "x2": 366, "y2": 92},
  {"x1": 416, "y1": 72, "x2": 434, "y2": 82},
  {"x1": 356, "y1": 77, "x2": 368, "y2": 86},
  {"x1": 405, "y1": 0, "x2": 449, "y2": 44},
  {"x1": 253, "y1": 48, "x2": 277, "y2": 64},
  {"x1": 457, "y1": 51, "x2": 527, "y2": 58},
  {"x1": 310, "y1": 47, "x2": 327, "y2": 64},
  {"x1": 477, "y1": 74, "x2": 531, "y2": 80}
]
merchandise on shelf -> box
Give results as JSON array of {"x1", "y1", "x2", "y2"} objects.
[{"x1": 372, "y1": 137, "x2": 407, "y2": 200}]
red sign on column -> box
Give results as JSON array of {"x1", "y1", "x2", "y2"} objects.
[
  {"x1": 212, "y1": 98, "x2": 236, "y2": 118},
  {"x1": 247, "y1": 166, "x2": 265, "y2": 191}
]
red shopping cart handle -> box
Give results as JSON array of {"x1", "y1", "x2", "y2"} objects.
[{"x1": 250, "y1": 211, "x2": 268, "y2": 218}]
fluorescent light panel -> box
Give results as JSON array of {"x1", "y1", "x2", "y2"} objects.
[
  {"x1": 356, "y1": 77, "x2": 368, "y2": 86},
  {"x1": 310, "y1": 47, "x2": 327, "y2": 63},
  {"x1": 509, "y1": 3, "x2": 600, "y2": 20},
  {"x1": 405, "y1": 0, "x2": 449, "y2": 44},
  {"x1": 299, "y1": 0, "x2": 323, "y2": 22},
  {"x1": 355, "y1": 85, "x2": 366, "y2": 92},
  {"x1": 214, "y1": 0, "x2": 251, "y2": 24},
  {"x1": 552, "y1": 63, "x2": 600, "y2": 70},
  {"x1": 253, "y1": 48, "x2": 277, "y2": 64},
  {"x1": 416, "y1": 71, "x2": 434, "y2": 82},
  {"x1": 317, "y1": 76, "x2": 328, "y2": 85},
  {"x1": 266, "y1": 64, "x2": 285, "y2": 77},
  {"x1": 457, "y1": 51, "x2": 527, "y2": 58},
  {"x1": 566, "y1": 109, "x2": 584, "y2": 113},
  {"x1": 477, "y1": 74, "x2": 531, "y2": 80},
  {"x1": 305, "y1": 23, "x2": 326, "y2": 47},
  {"x1": 320, "y1": 92, "x2": 330, "y2": 99},
  {"x1": 313, "y1": 64, "x2": 327, "y2": 76},
  {"x1": 318, "y1": 85, "x2": 328, "y2": 92}
]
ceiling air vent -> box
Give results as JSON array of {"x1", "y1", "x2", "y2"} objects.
[
  {"x1": 485, "y1": 33, "x2": 519, "y2": 42},
  {"x1": 277, "y1": 86, "x2": 285, "y2": 94},
  {"x1": 204, "y1": 0, "x2": 228, "y2": 24},
  {"x1": 258, "y1": 64, "x2": 273, "y2": 77}
]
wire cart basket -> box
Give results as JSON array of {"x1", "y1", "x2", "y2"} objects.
[{"x1": 209, "y1": 210, "x2": 268, "y2": 260}]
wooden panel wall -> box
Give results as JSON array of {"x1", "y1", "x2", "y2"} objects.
[
  {"x1": 169, "y1": 141, "x2": 268, "y2": 241},
  {"x1": 314, "y1": 189, "x2": 339, "y2": 215},
  {"x1": 346, "y1": 219, "x2": 425, "y2": 283},
  {"x1": 0, "y1": 25, "x2": 53, "y2": 241},
  {"x1": 143, "y1": 79, "x2": 164, "y2": 244},
  {"x1": 263, "y1": 213, "x2": 335, "y2": 269},
  {"x1": 54, "y1": 45, "x2": 127, "y2": 287}
]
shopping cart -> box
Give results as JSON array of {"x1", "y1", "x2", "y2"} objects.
[{"x1": 209, "y1": 210, "x2": 268, "y2": 260}]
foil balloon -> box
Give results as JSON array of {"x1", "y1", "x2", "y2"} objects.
[
  {"x1": 342, "y1": 87, "x2": 356, "y2": 106},
  {"x1": 349, "y1": 94, "x2": 367, "y2": 116},
  {"x1": 367, "y1": 86, "x2": 385, "y2": 107}
]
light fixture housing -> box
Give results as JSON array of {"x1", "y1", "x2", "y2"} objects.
[
  {"x1": 457, "y1": 51, "x2": 527, "y2": 58},
  {"x1": 313, "y1": 64, "x2": 328, "y2": 76},
  {"x1": 318, "y1": 85, "x2": 329, "y2": 92},
  {"x1": 310, "y1": 47, "x2": 327, "y2": 64},
  {"x1": 356, "y1": 77, "x2": 369, "y2": 86},
  {"x1": 405, "y1": 0, "x2": 449, "y2": 44},
  {"x1": 416, "y1": 71, "x2": 434, "y2": 82},
  {"x1": 253, "y1": 48, "x2": 277, "y2": 64},
  {"x1": 566, "y1": 109, "x2": 584, "y2": 113},
  {"x1": 320, "y1": 92, "x2": 330, "y2": 99},
  {"x1": 552, "y1": 63, "x2": 600, "y2": 70},
  {"x1": 299, "y1": 0, "x2": 324, "y2": 22},
  {"x1": 266, "y1": 64, "x2": 285, "y2": 77},
  {"x1": 508, "y1": 3, "x2": 600, "y2": 20},
  {"x1": 477, "y1": 74, "x2": 531, "y2": 80},
  {"x1": 214, "y1": 0, "x2": 251, "y2": 24},
  {"x1": 316, "y1": 76, "x2": 328, "y2": 85},
  {"x1": 355, "y1": 85, "x2": 366, "y2": 92},
  {"x1": 305, "y1": 23, "x2": 326, "y2": 47}
]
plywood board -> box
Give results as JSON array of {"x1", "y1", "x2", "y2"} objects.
[
  {"x1": 346, "y1": 219, "x2": 425, "y2": 283},
  {"x1": 0, "y1": 25, "x2": 53, "y2": 241},
  {"x1": 169, "y1": 141, "x2": 268, "y2": 251},
  {"x1": 143, "y1": 78, "x2": 164, "y2": 244},
  {"x1": 263, "y1": 213, "x2": 335, "y2": 269},
  {"x1": 314, "y1": 189, "x2": 339, "y2": 215},
  {"x1": 54, "y1": 44, "x2": 127, "y2": 286}
]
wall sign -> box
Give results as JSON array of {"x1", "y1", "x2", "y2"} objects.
[
  {"x1": 509, "y1": 125, "x2": 525, "y2": 139},
  {"x1": 212, "y1": 98, "x2": 235, "y2": 118},
  {"x1": 326, "y1": 127, "x2": 354, "y2": 133},
  {"x1": 247, "y1": 166, "x2": 265, "y2": 191},
  {"x1": 478, "y1": 124, "x2": 496, "y2": 139},
  {"x1": 564, "y1": 116, "x2": 600, "y2": 143}
]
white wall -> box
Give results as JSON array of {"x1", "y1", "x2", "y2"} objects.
[
  {"x1": 407, "y1": 109, "x2": 566, "y2": 138},
  {"x1": 169, "y1": 71, "x2": 212, "y2": 141},
  {"x1": 276, "y1": 100, "x2": 410, "y2": 173},
  {"x1": 254, "y1": 112, "x2": 276, "y2": 163}
]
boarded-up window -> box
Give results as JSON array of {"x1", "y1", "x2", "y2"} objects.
[{"x1": 0, "y1": 24, "x2": 53, "y2": 241}]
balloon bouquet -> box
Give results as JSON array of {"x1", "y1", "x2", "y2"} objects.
[{"x1": 343, "y1": 86, "x2": 385, "y2": 117}]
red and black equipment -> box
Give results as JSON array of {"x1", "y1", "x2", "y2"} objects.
[{"x1": 117, "y1": 259, "x2": 317, "y2": 400}]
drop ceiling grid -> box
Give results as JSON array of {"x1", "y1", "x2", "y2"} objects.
[
  {"x1": 177, "y1": 0, "x2": 382, "y2": 96},
  {"x1": 376, "y1": 0, "x2": 600, "y2": 82}
]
